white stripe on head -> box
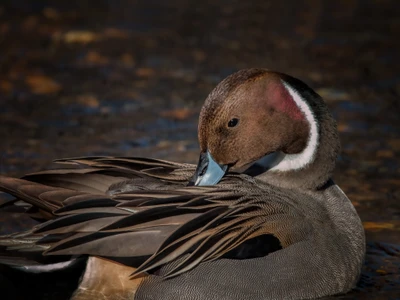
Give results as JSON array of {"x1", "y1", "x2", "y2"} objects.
[{"x1": 269, "y1": 81, "x2": 319, "y2": 172}]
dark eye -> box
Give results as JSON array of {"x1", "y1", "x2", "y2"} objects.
[{"x1": 228, "y1": 118, "x2": 239, "y2": 128}]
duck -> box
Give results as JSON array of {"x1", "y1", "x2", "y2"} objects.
[{"x1": 0, "y1": 68, "x2": 365, "y2": 300}]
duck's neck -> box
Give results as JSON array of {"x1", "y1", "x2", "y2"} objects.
[{"x1": 256, "y1": 96, "x2": 340, "y2": 191}]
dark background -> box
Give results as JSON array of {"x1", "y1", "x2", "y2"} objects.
[{"x1": 0, "y1": 0, "x2": 399, "y2": 297}]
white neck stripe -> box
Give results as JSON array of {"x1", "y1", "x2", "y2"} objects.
[{"x1": 269, "y1": 81, "x2": 319, "y2": 172}]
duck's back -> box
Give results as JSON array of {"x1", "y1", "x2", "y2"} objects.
[
  {"x1": 0, "y1": 160, "x2": 364, "y2": 300},
  {"x1": 132, "y1": 180, "x2": 365, "y2": 300}
]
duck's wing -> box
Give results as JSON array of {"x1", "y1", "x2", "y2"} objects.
[
  {"x1": 0, "y1": 156, "x2": 195, "y2": 269},
  {"x1": 24, "y1": 156, "x2": 196, "y2": 195},
  {"x1": 0, "y1": 156, "x2": 195, "y2": 218},
  {"x1": 0, "y1": 167, "x2": 311, "y2": 278}
]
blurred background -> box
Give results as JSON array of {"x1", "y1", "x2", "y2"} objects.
[{"x1": 0, "y1": 0, "x2": 399, "y2": 297}]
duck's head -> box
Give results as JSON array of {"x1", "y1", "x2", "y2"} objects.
[{"x1": 192, "y1": 68, "x2": 340, "y2": 190}]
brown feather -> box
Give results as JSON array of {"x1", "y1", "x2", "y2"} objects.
[{"x1": 0, "y1": 164, "x2": 298, "y2": 277}]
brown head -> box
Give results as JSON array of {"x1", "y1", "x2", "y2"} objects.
[{"x1": 193, "y1": 68, "x2": 340, "y2": 189}]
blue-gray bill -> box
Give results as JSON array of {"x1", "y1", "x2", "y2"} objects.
[{"x1": 191, "y1": 151, "x2": 228, "y2": 186}]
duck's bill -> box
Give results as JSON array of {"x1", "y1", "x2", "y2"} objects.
[{"x1": 191, "y1": 151, "x2": 228, "y2": 186}]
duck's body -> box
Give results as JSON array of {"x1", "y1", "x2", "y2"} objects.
[
  {"x1": 0, "y1": 69, "x2": 365, "y2": 300},
  {"x1": 133, "y1": 177, "x2": 365, "y2": 300}
]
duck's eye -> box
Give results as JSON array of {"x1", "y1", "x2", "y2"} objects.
[{"x1": 228, "y1": 118, "x2": 239, "y2": 128}]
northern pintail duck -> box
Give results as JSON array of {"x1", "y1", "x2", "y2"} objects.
[{"x1": 0, "y1": 68, "x2": 365, "y2": 300}]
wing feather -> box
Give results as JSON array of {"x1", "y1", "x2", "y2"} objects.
[{"x1": 0, "y1": 157, "x2": 312, "y2": 278}]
